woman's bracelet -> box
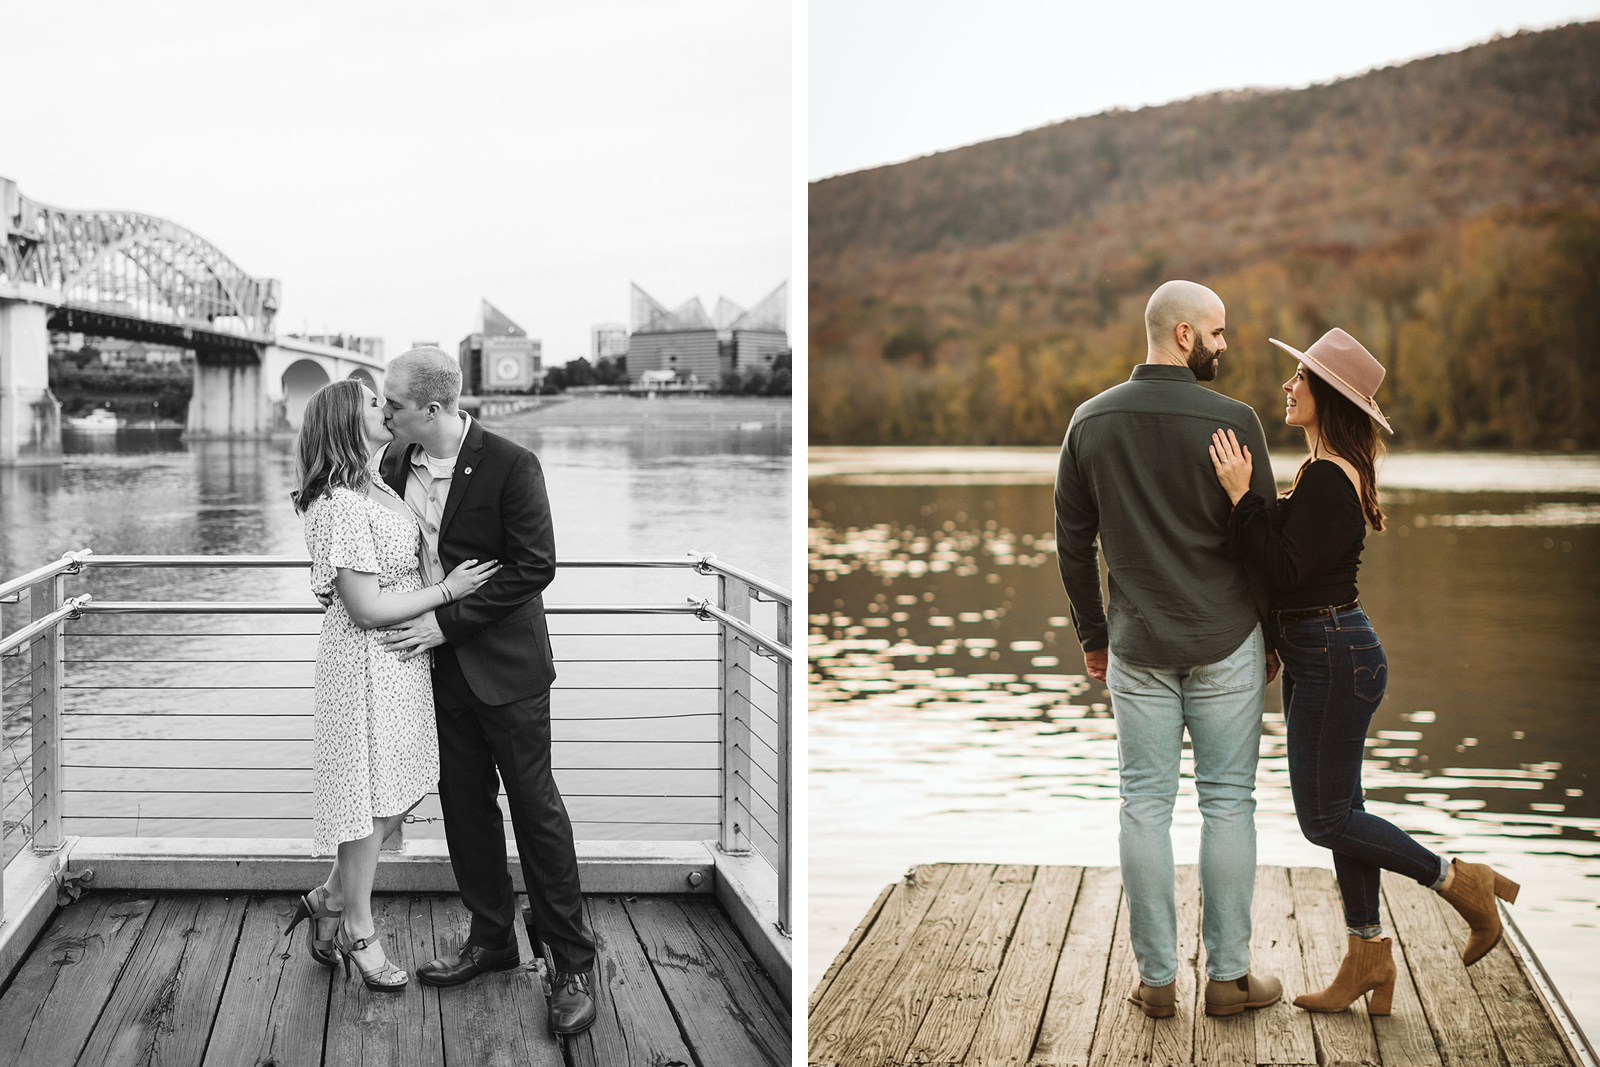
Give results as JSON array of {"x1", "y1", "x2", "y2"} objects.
[{"x1": 436, "y1": 580, "x2": 451, "y2": 608}]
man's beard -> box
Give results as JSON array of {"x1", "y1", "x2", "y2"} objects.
[{"x1": 1187, "y1": 336, "x2": 1219, "y2": 381}]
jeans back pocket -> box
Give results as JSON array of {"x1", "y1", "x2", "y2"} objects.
[{"x1": 1349, "y1": 640, "x2": 1387, "y2": 704}]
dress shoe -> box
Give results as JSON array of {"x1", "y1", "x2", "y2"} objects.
[
  {"x1": 416, "y1": 942, "x2": 520, "y2": 987},
  {"x1": 1294, "y1": 935, "x2": 1395, "y2": 1015},
  {"x1": 1438, "y1": 857, "x2": 1520, "y2": 965},
  {"x1": 548, "y1": 970, "x2": 597, "y2": 1034},
  {"x1": 1204, "y1": 972, "x2": 1282, "y2": 1016},
  {"x1": 1127, "y1": 979, "x2": 1176, "y2": 1019}
]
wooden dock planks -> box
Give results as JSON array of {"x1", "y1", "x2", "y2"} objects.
[
  {"x1": 812, "y1": 863, "x2": 1584, "y2": 1067},
  {"x1": 202, "y1": 893, "x2": 335, "y2": 1067},
  {"x1": 0, "y1": 893, "x2": 155, "y2": 1067},
  {"x1": 0, "y1": 889, "x2": 785, "y2": 1067},
  {"x1": 76, "y1": 892, "x2": 248, "y2": 1067},
  {"x1": 628, "y1": 896, "x2": 790, "y2": 1066}
]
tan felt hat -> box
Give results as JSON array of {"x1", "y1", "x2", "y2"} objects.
[{"x1": 1268, "y1": 328, "x2": 1393, "y2": 434}]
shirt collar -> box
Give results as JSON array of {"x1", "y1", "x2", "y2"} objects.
[{"x1": 1130, "y1": 363, "x2": 1199, "y2": 383}]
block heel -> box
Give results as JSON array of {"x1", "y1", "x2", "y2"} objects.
[
  {"x1": 1367, "y1": 979, "x2": 1394, "y2": 1016},
  {"x1": 1494, "y1": 872, "x2": 1520, "y2": 904}
]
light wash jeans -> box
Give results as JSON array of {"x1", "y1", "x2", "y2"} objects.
[{"x1": 1106, "y1": 625, "x2": 1265, "y2": 986}]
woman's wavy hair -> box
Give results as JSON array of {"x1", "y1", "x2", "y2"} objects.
[
  {"x1": 291, "y1": 379, "x2": 372, "y2": 513},
  {"x1": 1292, "y1": 368, "x2": 1386, "y2": 531}
]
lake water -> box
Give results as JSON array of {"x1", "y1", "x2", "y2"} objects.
[
  {"x1": 0, "y1": 401, "x2": 790, "y2": 853},
  {"x1": 809, "y1": 447, "x2": 1600, "y2": 1042}
]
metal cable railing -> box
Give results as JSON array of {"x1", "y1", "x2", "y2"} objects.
[{"x1": 0, "y1": 550, "x2": 792, "y2": 933}]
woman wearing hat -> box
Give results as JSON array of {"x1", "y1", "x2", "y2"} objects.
[{"x1": 1207, "y1": 328, "x2": 1519, "y2": 1015}]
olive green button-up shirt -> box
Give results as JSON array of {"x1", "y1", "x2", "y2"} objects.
[{"x1": 1054, "y1": 363, "x2": 1278, "y2": 668}]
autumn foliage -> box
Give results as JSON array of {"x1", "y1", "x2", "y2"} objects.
[{"x1": 809, "y1": 23, "x2": 1600, "y2": 448}]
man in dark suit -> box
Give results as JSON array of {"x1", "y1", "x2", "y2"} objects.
[{"x1": 377, "y1": 347, "x2": 596, "y2": 1034}]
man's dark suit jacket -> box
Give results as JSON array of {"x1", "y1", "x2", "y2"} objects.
[{"x1": 380, "y1": 417, "x2": 556, "y2": 705}]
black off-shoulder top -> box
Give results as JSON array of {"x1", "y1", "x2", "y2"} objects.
[{"x1": 1226, "y1": 459, "x2": 1366, "y2": 609}]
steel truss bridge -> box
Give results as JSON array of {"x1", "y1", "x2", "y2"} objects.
[
  {"x1": 0, "y1": 177, "x2": 383, "y2": 460},
  {"x1": 1, "y1": 181, "x2": 278, "y2": 353}
]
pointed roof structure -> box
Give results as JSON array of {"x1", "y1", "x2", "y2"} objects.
[
  {"x1": 729, "y1": 281, "x2": 788, "y2": 333},
  {"x1": 480, "y1": 299, "x2": 527, "y2": 338},
  {"x1": 712, "y1": 297, "x2": 746, "y2": 332},
  {"x1": 631, "y1": 283, "x2": 715, "y2": 334},
  {"x1": 631, "y1": 284, "x2": 669, "y2": 333}
]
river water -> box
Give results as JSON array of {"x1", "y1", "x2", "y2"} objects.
[
  {"x1": 809, "y1": 447, "x2": 1600, "y2": 1042},
  {"x1": 0, "y1": 400, "x2": 790, "y2": 855}
]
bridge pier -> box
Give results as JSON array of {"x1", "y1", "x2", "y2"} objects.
[
  {"x1": 0, "y1": 299, "x2": 61, "y2": 465},
  {"x1": 187, "y1": 353, "x2": 268, "y2": 438}
]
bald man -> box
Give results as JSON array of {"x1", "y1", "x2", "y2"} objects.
[{"x1": 1054, "y1": 280, "x2": 1282, "y2": 1019}]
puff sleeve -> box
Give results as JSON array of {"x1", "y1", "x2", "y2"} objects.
[{"x1": 304, "y1": 488, "x2": 380, "y2": 598}]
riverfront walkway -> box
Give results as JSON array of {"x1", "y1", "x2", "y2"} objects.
[
  {"x1": 1, "y1": 890, "x2": 788, "y2": 1067},
  {"x1": 809, "y1": 863, "x2": 1586, "y2": 1067}
]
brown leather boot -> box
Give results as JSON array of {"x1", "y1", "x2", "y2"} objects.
[
  {"x1": 1293, "y1": 935, "x2": 1396, "y2": 1015},
  {"x1": 1203, "y1": 972, "x2": 1282, "y2": 1016},
  {"x1": 1127, "y1": 979, "x2": 1176, "y2": 1018},
  {"x1": 1438, "y1": 858, "x2": 1520, "y2": 965}
]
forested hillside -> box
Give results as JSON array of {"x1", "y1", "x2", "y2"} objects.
[{"x1": 809, "y1": 22, "x2": 1600, "y2": 448}]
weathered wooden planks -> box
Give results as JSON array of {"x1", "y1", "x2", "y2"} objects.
[
  {"x1": 1248, "y1": 865, "x2": 1316, "y2": 1067},
  {"x1": 813, "y1": 863, "x2": 1582, "y2": 1067},
  {"x1": 202, "y1": 893, "x2": 335, "y2": 1067},
  {"x1": 963, "y1": 864, "x2": 1084, "y2": 1067},
  {"x1": 0, "y1": 888, "x2": 785, "y2": 1067},
  {"x1": 908, "y1": 864, "x2": 1038, "y2": 1065},
  {"x1": 809, "y1": 863, "x2": 955, "y2": 1065},
  {"x1": 628, "y1": 896, "x2": 789, "y2": 1067},
  {"x1": 1028, "y1": 865, "x2": 1117, "y2": 1067},
  {"x1": 0, "y1": 892, "x2": 155, "y2": 1066},
  {"x1": 1291, "y1": 866, "x2": 1382, "y2": 1066},
  {"x1": 323, "y1": 893, "x2": 445, "y2": 1067},
  {"x1": 76, "y1": 892, "x2": 248, "y2": 1067},
  {"x1": 564, "y1": 895, "x2": 698, "y2": 1067}
]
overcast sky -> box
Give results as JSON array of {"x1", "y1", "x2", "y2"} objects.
[
  {"x1": 0, "y1": 1, "x2": 791, "y2": 366},
  {"x1": 810, "y1": 0, "x2": 1600, "y2": 180}
]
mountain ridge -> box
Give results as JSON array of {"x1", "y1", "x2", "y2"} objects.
[{"x1": 809, "y1": 21, "x2": 1600, "y2": 448}]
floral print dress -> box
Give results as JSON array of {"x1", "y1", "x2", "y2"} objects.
[{"x1": 303, "y1": 483, "x2": 439, "y2": 854}]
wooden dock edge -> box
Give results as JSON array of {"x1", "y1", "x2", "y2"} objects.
[
  {"x1": 2, "y1": 836, "x2": 793, "y2": 1000},
  {"x1": 0, "y1": 846, "x2": 61, "y2": 994},
  {"x1": 1501, "y1": 901, "x2": 1599, "y2": 1066},
  {"x1": 713, "y1": 847, "x2": 792, "y2": 1001}
]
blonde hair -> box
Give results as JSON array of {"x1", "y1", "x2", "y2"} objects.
[{"x1": 291, "y1": 379, "x2": 371, "y2": 512}]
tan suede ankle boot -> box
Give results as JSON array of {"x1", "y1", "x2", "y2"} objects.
[
  {"x1": 1438, "y1": 858, "x2": 1520, "y2": 965},
  {"x1": 1293, "y1": 935, "x2": 1396, "y2": 1015}
]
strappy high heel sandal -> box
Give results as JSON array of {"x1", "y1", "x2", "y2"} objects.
[
  {"x1": 334, "y1": 924, "x2": 409, "y2": 992},
  {"x1": 284, "y1": 886, "x2": 342, "y2": 966}
]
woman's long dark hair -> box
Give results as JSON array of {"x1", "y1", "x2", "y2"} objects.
[
  {"x1": 291, "y1": 379, "x2": 372, "y2": 513},
  {"x1": 1293, "y1": 368, "x2": 1386, "y2": 531}
]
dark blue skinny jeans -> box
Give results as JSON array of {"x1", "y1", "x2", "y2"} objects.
[{"x1": 1275, "y1": 605, "x2": 1444, "y2": 930}]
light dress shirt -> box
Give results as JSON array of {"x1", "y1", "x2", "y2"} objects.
[{"x1": 401, "y1": 412, "x2": 471, "y2": 587}]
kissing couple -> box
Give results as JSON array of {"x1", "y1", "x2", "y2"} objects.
[{"x1": 283, "y1": 346, "x2": 596, "y2": 1034}]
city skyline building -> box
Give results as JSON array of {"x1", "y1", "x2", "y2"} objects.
[
  {"x1": 591, "y1": 322, "x2": 629, "y2": 363},
  {"x1": 458, "y1": 299, "x2": 544, "y2": 394},
  {"x1": 624, "y1": 281, "x2": 788, "y2": 384}
]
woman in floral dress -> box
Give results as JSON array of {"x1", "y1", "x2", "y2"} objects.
[{"x1": 285, "y1": 379, "x2": 497, "y2": 991}]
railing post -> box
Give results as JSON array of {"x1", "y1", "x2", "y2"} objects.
[
  {"x1": 775, "y1": 596, "x2": 791, "y2": 936},
  {"x1": 29, "y1": 575, "x2": 64, "y2": 851},
  {"x1": 718, "y1": 574, "x2": 752, "y2": 855}
]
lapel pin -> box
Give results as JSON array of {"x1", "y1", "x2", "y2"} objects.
[{"x1": 464, "y1": 466, "x2": 473, "y2": 475}]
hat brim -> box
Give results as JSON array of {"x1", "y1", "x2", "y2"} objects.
[{"x1": 1268, "y1": 337, "x2": 1394, "y2": 434}]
